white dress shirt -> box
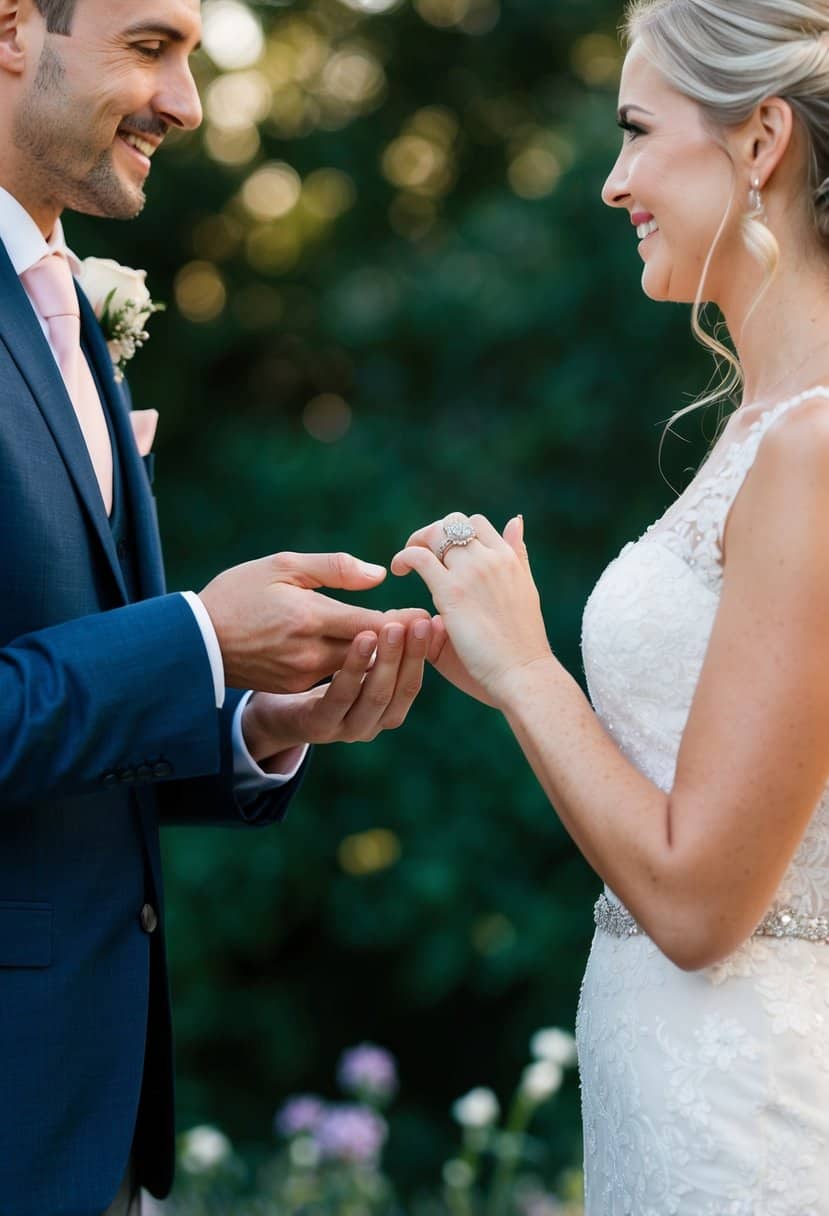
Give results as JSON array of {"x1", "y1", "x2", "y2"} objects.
[{"x1": 0, "y1": 186, "x2": 306, "y2": 790}]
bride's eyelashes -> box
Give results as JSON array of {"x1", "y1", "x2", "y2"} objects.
[{"x1": 618, "y1": 119, "x2": 647, "y2": 141}]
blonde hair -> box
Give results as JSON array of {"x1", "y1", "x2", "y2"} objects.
[{"x1": 622, "y1": 0, "x2": 829, "y2": 424}]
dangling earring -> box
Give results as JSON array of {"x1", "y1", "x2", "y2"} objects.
[{"x1": 748, "y1": 176, "x2": 766, "y2": 220}]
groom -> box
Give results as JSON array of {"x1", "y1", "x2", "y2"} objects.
[{"x1": 0, "y1": 1, "x2": 432, "y2": 1214}]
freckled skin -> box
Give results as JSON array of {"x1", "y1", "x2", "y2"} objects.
[{"x1": 2, "y1": 0, "x2": 202, "y2": 235}]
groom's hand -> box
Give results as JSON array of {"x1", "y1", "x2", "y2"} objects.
[
  {"x1": 241, "y1": 617, "x2": 432, "y2": 763},
  {"x1": 199, "y1": 551, "x2": 429, "y2": 694}
]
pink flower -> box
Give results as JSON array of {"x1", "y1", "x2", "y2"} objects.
[
  {"x1": 274, "y1": 1094, "x2": 326, "y2": 1139},
  {"x1": 337, "y1": 1043, "x2": 398, "y2": 1101},
  {"x1": 315, "y1": 1104, "x2": 388, "y2": 1165}
]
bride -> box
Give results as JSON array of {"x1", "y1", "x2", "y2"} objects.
[{"x1": 392, "y1": 1, "x2": 829, "y2": 1211}]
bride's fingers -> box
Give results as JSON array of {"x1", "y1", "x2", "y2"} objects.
[
  {"x1": 404, "y1": 513, "x2": 504, "y2": 560},
  {"x1": 404, "y1": 521, "x2": 444, "y2": 550},
  {"x1": 390, "y1": 544, "x2": 449, "y2": 589},
  {"x1": 467, "y1": 513, "x2": 506, "y2": 549},
  {"x1": 502, "y1": 515, "x2": 529, "y2": 564}
]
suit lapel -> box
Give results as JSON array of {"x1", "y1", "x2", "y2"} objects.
[
  {"x1": 0, "y1": 240, "x2": 128, "y2": 601},
  {"x1": 78, "y1": 289, "x2": 166, "y2": 600},
  {"x1": 78, "y1": 291, "x2": 167, "y2": 885}
]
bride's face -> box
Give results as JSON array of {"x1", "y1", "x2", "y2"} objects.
[{"x1": 602, "y1": 42, "x2": 741, "y2": 306}]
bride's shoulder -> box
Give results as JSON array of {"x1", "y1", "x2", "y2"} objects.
[
  {"x1": 757, "y1": 388, "x2": 829, "y2": 468},
  {"x1": 734, "y1": 389, "x2": 829, "y2": 535}
]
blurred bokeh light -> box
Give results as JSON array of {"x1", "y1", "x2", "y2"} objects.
[{"x1": 201, "y1": 0, "x2": 265, "y2": 70}]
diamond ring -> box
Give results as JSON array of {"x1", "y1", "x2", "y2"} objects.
[{"x1": 437, "y1": 518, "x2": 477, "y2": 562}]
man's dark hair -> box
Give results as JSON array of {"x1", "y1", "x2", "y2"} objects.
[{"x1": 33, "y1": 0, "x2": 77, "y2": 35}]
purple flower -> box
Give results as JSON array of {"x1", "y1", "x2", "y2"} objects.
[
  {"x1": 274, "y1": 1094, "x2": 326, "y2": 1139},
  {"x1": 337, "y1": 1043, "x2": 398, "y2": 1101},
  {"x1": 314, "y1": 1104, "x2": 388, "y2": 1165}
]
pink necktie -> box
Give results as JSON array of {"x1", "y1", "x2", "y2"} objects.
[{"x1": 21, "y1": 253, "x2": 113, "y2": 515}]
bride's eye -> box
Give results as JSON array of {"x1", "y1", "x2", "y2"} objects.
[{"x1": 618, "y1": 120, "x2": 646, "y2": 141}]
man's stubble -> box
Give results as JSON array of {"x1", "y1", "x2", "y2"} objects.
[{"x1": 12, "y1": 40, "x2": 146, "y2": 221}]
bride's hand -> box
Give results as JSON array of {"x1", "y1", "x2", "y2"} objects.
[
  {"x1": 426, "y1": 615, "x2": 496, "y2": 706},
  {"x1": 391, "y1": 513, "x2": 553, "y2": 707}
]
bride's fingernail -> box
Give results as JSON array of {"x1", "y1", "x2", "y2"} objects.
[
  {"x1": 413, "y1": 620, "x2": 430, "y2": 640},
  {"x1": 358, "y1": 636, "x2": 377, "y2": 657}
]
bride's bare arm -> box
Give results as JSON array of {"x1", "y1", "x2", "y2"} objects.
[{"x1": 391, "y1": 400, "x2": 829, "y2": 971}]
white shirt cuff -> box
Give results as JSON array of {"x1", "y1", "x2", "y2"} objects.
[
  {"x1": 180, "y1": 590, "x2": 225, "y2": 709},
  {"x1": 231, "y1": 691, "x2": 309, "y2": 791}
]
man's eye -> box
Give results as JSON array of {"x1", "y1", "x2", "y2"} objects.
[{"x1": 136, "y1": 42, "x2": 164, "y2": 59}]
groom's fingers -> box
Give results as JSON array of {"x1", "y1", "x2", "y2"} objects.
[
  {"x1": 341, "y1": 619, "x2": 430, "y2": 739},
  {"x1": 311, "y1": 632, "x2": 379, "y2": 734},
  {"x1": 317, "y1": 598, "x2": 431, "y2": 643},
  {"x1": 427, "y1": 615, "x2": 449, "y2": 666},
  {"x1": 272, "y1": 551, "x2": 388, "y2": 592}
]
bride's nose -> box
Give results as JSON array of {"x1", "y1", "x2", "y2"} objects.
[{"x1": 601, "y1": 156, "x2": 631, "y2": 210}]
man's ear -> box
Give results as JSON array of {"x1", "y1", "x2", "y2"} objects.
[{"x1": 0, "y1": 0, "x2": 33, "y2": 76}]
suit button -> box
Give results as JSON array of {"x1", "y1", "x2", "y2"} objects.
[
  {"x1": 136, "y1": 764, "x2": 153, "y2": 783},
  {"x1": 103, "y1": 772, "x2": 118, "y2": 789},
  {"x1": 117, "y1": 539, "x2": 130, "y2": 560},
  {"x1": 140, "y1": 903, "x2": 158, "y2": 934},
  {"x1": 119, "y1": 768, "x2": 136, "y2": 784},
  {"x1": 152, "y1": 761, "x2": 172, "y2": 779}
]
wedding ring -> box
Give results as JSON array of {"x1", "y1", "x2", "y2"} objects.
[{"x1": 437, "y1": 517, "x2": 477, "y2": 562}]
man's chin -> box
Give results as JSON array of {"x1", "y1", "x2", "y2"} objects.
[{"x1": 65, "y1": 181, "x2": 146, "y2": 222}]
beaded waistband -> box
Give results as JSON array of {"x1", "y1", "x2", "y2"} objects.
[{"x1": 594, "y1": 893, "x2": 829, "y2": 944}]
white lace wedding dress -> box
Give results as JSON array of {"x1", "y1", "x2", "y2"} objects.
[{"x1": 577, "y1": 387, "x2": 829, "y2": 1216}]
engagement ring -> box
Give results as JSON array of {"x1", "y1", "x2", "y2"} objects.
[{"x1": 437, "y1": 518, "x2": 477, "y2": 562}]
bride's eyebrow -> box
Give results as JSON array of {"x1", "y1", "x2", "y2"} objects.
[{"x1": 617, "y1": 104, "x2": 655, "y2": 123}]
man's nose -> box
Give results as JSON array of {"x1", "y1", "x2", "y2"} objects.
[{"x1": 155, "y1": 64, "x2": 203, "y2": 132}]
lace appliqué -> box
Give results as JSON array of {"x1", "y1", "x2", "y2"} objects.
[{"x1": 578, "y1": 387, "x2": 829, "y2": 1214}]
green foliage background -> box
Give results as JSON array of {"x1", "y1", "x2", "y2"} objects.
[{"x1": 67, "y1": 0, "x2": 716, "y2": 1194}]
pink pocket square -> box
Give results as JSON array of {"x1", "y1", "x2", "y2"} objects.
[{"x1": 130, "y1": 409, "x2": 159, "y2": 457}]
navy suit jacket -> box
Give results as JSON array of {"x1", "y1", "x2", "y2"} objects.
[{"x1": 0, "y1": 237, "x2": 306, "y2": 1216}]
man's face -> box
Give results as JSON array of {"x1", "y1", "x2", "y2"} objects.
[{"x1": 13, "y1": 0, "x2": 203, "y2": 220}]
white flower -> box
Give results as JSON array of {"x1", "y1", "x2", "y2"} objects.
[
  {"x1": 451, "y1": 1087, "x2": 500, "y2": 1128},
  {"x1": 530, "y1": 1027, "x2": 578, "y2": 1068},
  {"x1": 289, "y1": 1135, "x2": 321, "y2": 1169},
  {"x1": 77, "y1": 256, "x2": 152, "y2": 319},
  {"x1": 520, "y1": 1059, "x2": 563, "y2": 1103},
  {"x1": 179, "y1": 1125, "x2": 232, "y2": 1174},
  {"x1": 76, "y1": 256, "x2": 163, "y2": 382}
]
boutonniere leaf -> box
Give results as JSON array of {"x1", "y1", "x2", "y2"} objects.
[{"x1": 77, "y1": 256, "x2": 165, "y2": 383}]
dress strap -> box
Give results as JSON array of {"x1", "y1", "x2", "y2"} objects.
[{"x1": 740, "y1": 384, "x2": 829, "y2": 438}]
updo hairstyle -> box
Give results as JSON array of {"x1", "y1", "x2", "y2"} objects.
[{"x1": 623, "y1": 0, "x2": 829, "y2": 416}]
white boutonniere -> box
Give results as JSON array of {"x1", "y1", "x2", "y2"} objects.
[{"x1": 76, "y1": 256, "x2": 165, "y2": 383}]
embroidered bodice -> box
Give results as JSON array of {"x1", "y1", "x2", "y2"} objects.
[
  {"x1": 581, "y1": 386, "x2": 829, "y2": 920},
  {"x1": 575, "y1": 387, "x2": 829, "y2": 1216}
]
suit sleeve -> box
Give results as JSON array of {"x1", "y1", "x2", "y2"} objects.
[
  {"x1": 0, "y1": 593, "x2": 221, "y2": 807},
  {"x1": 155, "y1": 688, "x2": 311, "y2": 828}
]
